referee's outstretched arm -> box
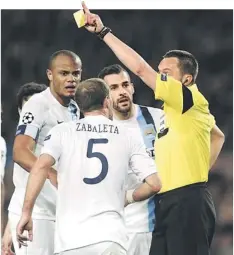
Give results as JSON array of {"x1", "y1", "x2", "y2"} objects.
[
  {"x1": 210, "y1": 125, "x2": 225, "y2": 169},
  {"x1": 81, "y1": 2, "x2": 157, "y2": 91}
]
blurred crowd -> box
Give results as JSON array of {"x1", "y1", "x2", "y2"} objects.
[{"x1": 1, "y1": 10, "x2": 233, "y2": 254}]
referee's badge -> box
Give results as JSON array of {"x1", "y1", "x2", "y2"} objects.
[{"x1": 161, "y1": 73, "x2": 167, "y2": 81}]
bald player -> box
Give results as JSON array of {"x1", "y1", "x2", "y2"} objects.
[{"x1": 8, "y1": 50, "x2": 81, "y2": 255}]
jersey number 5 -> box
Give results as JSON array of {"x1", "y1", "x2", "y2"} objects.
[{"x1": 84, "y1": 138, "x2": 109, "y2": 185}]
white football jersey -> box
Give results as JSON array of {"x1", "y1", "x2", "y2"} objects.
[
  {"x1": 8, "y1": 88, "x2": 79, "y2": 220},
  {"x1": 41, "y1": 115, "x2": 157, "y2": 253},
  {"x1": 0, "y1": 136, "x2": 7, "y2": 182},
  {"x1": 114, "y1": 104, "x2": 163, "y2": 233}
]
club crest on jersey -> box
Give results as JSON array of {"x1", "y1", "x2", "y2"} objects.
[
  {"x1": 161, "y1": 73, "x2": 167, "y2": 81},
  {"x1": 44, "y1": 134, "x2": 51, "y2": 141},
  {"x1": 22, "y1": 112, "x2": 34, "y2": 124}
]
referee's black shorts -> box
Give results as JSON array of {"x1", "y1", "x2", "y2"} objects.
[{"x1": 149, "y1": 182, "x2": 216, "y2": 255}]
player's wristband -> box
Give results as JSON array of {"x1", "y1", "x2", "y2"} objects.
[
  {"x1": 96, "y1": 26, "x2": 112, "y2": 40},
  {"x1": 126, "y1": 189, "x2": 136, "y2": 204}
]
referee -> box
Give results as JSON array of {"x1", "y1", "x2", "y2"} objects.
[{"x1": 80, "y1": 3, "x2": 225, "y2": 255}]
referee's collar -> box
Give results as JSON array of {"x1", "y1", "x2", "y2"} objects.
[{"x1": 188, "y1": 84, "x2": 198, "y2": 91}]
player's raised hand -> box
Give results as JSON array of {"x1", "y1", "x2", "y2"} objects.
[
  {"x1": 81, "y1": 1, "x2": 104, "y2": 33},
  {"x1": 16, "y1": 215, "x2": 33, "y2": 248}
]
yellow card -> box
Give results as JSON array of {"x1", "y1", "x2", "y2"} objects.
[{"x1": 73, "y1": 10, "x2": 86, "y2": 28}]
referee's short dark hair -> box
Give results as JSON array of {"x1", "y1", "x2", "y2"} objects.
[
  {"x1": 75, "y1": 78, "x2": 109, "y2": 113},
  {"x1": 98, "y1": 64, "x2": 130, "y2": 80},
  {"x1": 163, "y1": 50, "x2": 199, "y2": 83},
  {"x1": 17, "y1": 82, "x2": 47, "y2": 110}
]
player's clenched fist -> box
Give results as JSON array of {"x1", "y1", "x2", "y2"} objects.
[{"x1": 81, "y1": 1, "x2": 104, "y2": 33}]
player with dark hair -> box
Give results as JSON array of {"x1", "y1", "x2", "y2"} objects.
[
  {"x1": 81, "y1": 4, "x2": 225, "y2": 255},
  {"x1": 98, "y1": 64, "x2": 163, "y2": 255},
  {"x1": 5, "y1": 50, "x2": 81, "y2": 255}
]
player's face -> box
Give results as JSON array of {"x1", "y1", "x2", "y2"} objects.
[
  {"x1": 158, "y1": 57, "x2": 183, "y2": 82},
  {"x1": 103, "y1": 71, "x2": 134, "y2": 114},
  {"x1": 47, "y1": 55, "x2": 82, "y2": 98}
]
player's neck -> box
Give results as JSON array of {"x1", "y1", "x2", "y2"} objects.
[
  {"x1": 84, "y1": 110, "x2": 108, "y2": 118},
  {"x1": 113, "y1": 104, "x2": 135, "y2": 120},
  {"x1": 49, "y1": 87, "x2": 70, "y2": 107}
]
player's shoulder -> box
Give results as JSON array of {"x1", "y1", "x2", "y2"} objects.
[
  {"x1": 58, "y1": 120, "x2": 75, "y2": 128},
  {"x1": 137, "y1": 104, "x2": 164, "y2": 120},
  {"x1": 51, "y1": 120, "x2": 76, "y2": 133},
  {"x1": 22, "y1": 88, "x2": 50, "y2": 110}
]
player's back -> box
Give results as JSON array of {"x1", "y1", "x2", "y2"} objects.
[{"x1": 54, "y1": 115, "x2": 129, "y2": 253}]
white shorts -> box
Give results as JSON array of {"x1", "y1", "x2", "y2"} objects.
[
  {"x1": 9, "y1": 212, "x2": 55, "y2": 255},
  {"x1": 57, "y1": 242, "x2": 127, "y2": 255},
  {"x1": 127, "y1": 232, "x2": 152, "y2": 255}
]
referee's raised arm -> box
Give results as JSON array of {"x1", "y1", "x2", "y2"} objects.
[{"x1": 81, "y1": 1, "x2": 158, "y2": 91}]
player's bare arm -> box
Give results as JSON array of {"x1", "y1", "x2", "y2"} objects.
[
  {"x1": 13, "y1": 135, "x2": 57, "y2": 187},
  {"x1": 13, "y1": 135, "x2": 37, "y2": 171},
  {"x1": 1, "y1": 221, "x2": 15, "y2": 255},
  {"x1": 133, "y1": 173, "x2": 161, "y2": 201},
  {"x1": 210, "y1": 124, "x2": 225, "y2": 169},
  {"x1": 80, "y1": 1, "x2": 157, "y2": 91},
  {"x1": 22, "y1": 154, "x2": 55, "y2": 214},
  {"x1": 16, "y1": 154, "x2": 55, "y2": 247},
  {"x1": 125, "y1": 173, "x2": 161, "y2": 207}
]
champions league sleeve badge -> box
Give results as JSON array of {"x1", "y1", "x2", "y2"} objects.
[{"x1": 22, "y1": 112, "x2": 34, "y2": 124}]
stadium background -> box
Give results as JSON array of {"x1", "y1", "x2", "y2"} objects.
[{"x1": 1, "y1": 10, "x2": 233, "y2": 255}]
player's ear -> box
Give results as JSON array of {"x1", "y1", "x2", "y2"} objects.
[
  {"x1": 79, "y1": 69, "x2": 82, "y2": 82},
  {"x1": 46, "y1": 69, "x2": 53, "y2": 82},
  {"x1": 103, "y1": 96, "x2": 110, "y2": 109}
]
